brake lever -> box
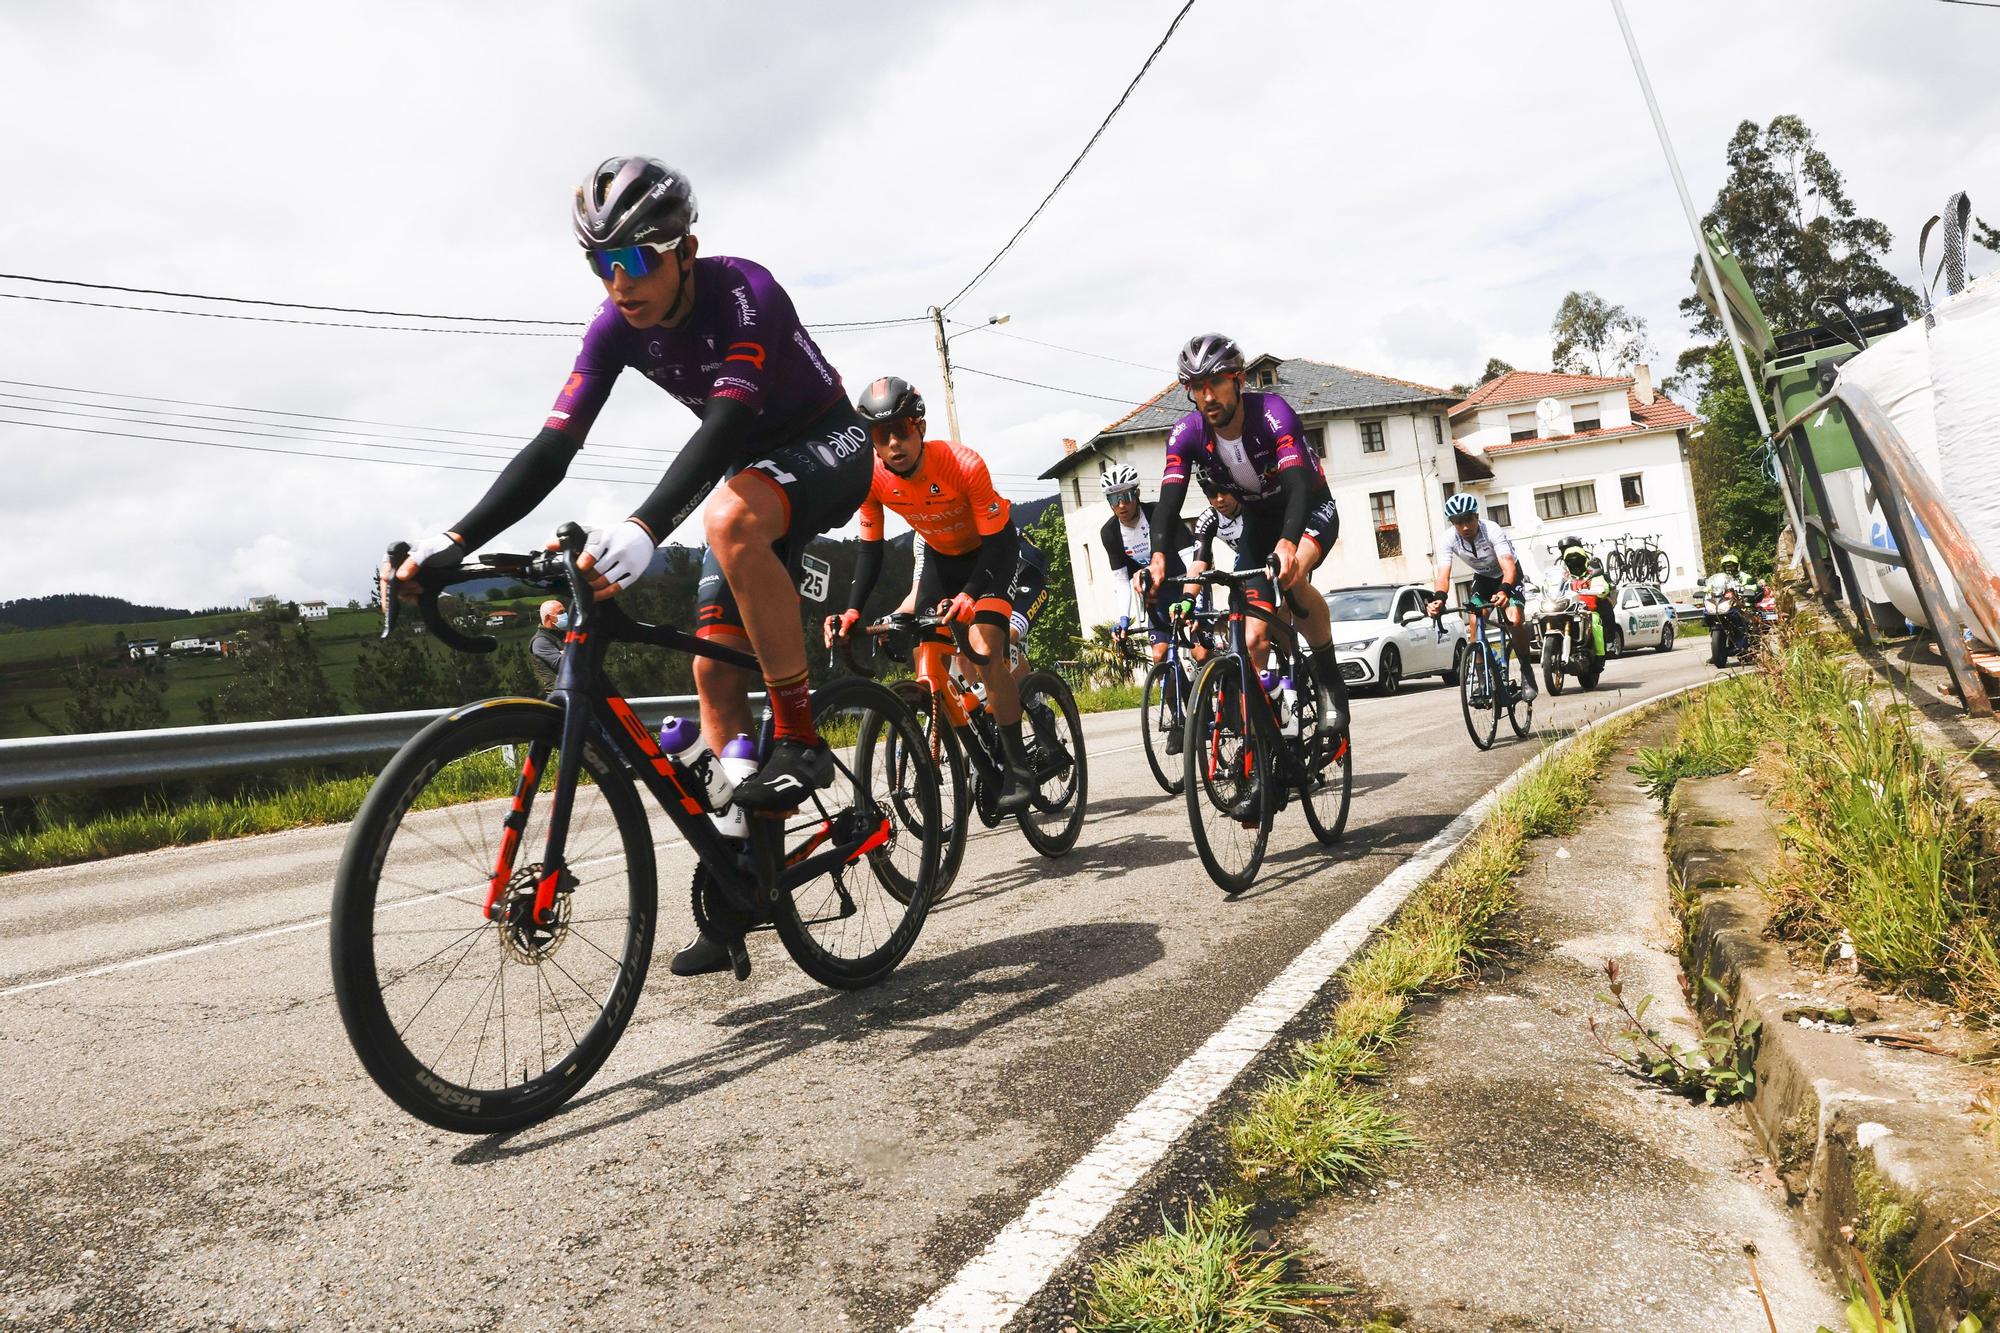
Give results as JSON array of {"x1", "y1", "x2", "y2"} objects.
[{"x1": 379, "y1": 542, "x2": 409, "y2": 641}]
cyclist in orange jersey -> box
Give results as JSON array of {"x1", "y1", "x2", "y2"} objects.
[{"x1": 826, "y1": 376, "x2": 1036, "y2": 813}]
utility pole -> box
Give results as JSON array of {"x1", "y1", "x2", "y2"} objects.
[{"x1": 929, "y1": 305, "x2": 963, "y2": 442}]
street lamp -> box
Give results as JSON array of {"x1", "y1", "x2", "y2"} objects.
[{"x1": 928, "y1": 308, "x2": 1009, "y2": 442}]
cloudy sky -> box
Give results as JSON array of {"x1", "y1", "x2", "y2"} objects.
[{"x1": 3, "y1": 0, "x2": 1996, "y2": 608}]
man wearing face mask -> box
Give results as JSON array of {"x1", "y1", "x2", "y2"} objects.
[{"x1": 530, "y1": 598, "x2": 567, "y2": 692}]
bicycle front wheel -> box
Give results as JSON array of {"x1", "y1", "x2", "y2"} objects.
[
  {"x1": 330, "y1": 700, "x2": 656, "y2": 1135},
  {"x1": 1018, "y1": 670, "x2": 1087, "y2": 857},
  {"x1": 1506, "y1": 641, "x2": 1536, "y2": 739},
  {"x1": 1140, "y1": 659, "x2": 1185, "y2": 795},
  {"x1": 1461, "y1": 642, "x2": 1500, "y2": 751},
  {"x1": 890, "y1": 680, "x2": 968, "y2": 897},
  {"x1": 1184, "y1": 655, "x2": 1271, "y2": 894},
  {"x1": 769, "y1": 676, "x2": 942, "y2": 990}
]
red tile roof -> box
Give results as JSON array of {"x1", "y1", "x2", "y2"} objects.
[
  {"x1": 1477, "y1": 387, "x2": 1699, "y2": 453},
  {"x1": 1450, "y1": 369, "x2": 1634, "y2": 417}
]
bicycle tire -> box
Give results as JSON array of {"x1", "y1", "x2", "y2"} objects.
[
  {"x1": 1461, "y1": 640, "x2": 1500, "y2": 751},
  {"x1": 1017, "y1": 670, "x2": 1088, "y2": 857},
  {"x1": 1295, "y1": 683, "x2": 1352, "y2": 846},
  {"x1": 1506, "y1": 640, "x2": 1536, "y2": 738},
  {"x1": 769, "y1": 675, "x2": 943, "y2": 990},
  {"x1": 1139, "y1": 659, "x2": 1184, "y2": 795},
  {"x1": 890, "y1": 680, "x2": 968, "y2": 896},
  {"x1": 330, "y1": 700, "x2": 656, "y2": 1135},
  {"x1": 1184, "y1": 655, "x2": 1272, "y2": 894}
]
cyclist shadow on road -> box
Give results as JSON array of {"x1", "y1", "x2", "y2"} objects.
[
  {"x1": 927, "y1": 827, "x2": 1194, "y2": 920},
  {"x1": 453, "y1": 921, "x2": 1166, "y2": 1165}
]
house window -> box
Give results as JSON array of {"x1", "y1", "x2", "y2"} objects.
[
  {"x1": 1441, "y1": 481, "x2": 1458, "y2": 499},
  {"x1": 1071, "y1": 476, "x2": 1083, "y2": 506},
  {"x1": 1432, "y1": 416, "x2": 1446, "y2": 447},
  {"x1": 1508, "y1": 411, "x2": 1537, "y2": 442},
  {"x1": 1621, "y1": 472, "x2": 1645, "y2": 508},
  {"x1": 1360, "y1": 419, "x2": 1386, "y2": 454},
  {"x1": 1488, "y1": 501, "x2": 1512, "y2": 527},
  {"x1": 1572, "y1": 402, "x2": 1602, "y2": 432},
  {"x1": 1371, "y1": 490, "x2": 1401, "y2": 559},
  {"x1": 1303, "y1": 426, "x2": 1326, "y2": 458},
  {"x1": 1534, "y1": 482, "x2": 1598, "y2": 521},
  {"x1": 1253, "y1": 365, "x2": 1278, "y2": 388}
]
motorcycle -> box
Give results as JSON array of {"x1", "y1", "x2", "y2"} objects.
[
  {"x1": 1532, "y1": 581, "x2": 1603, "y2": 694},
  {"x1": 1702, "y1": 582, "x2": 1757, "y2": 667}
]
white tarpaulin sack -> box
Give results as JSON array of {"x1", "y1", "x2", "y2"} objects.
[
  {"x1": 1932, "y1": 270, "x2": 2000, "y2": 580},
  {"x1": 1833, "y1": 311, "x2": 1943, "y2": 627}
]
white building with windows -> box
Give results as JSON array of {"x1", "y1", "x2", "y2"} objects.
[
  {"x1": 1043, "y1": 355, "x2": 1707, "y2": 632},
  {"x1": 1041, "y1": 355, "x2": 1462, "y2": 631},
  {"x1": 1448, "y1": 368, "x2": 1704, "y2": 597}
]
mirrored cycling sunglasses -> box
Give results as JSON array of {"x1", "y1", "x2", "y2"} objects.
[
  {"x1": 582, "y1": 237, "x2": 683, "y2": 281},
  {"x1": 1106, "y1": 488, "x2": 1140, "y2": 505}
]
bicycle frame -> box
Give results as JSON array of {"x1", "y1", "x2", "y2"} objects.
[{"x1": 1205, "y1": 574, "x2": 1332, "y2": 794}]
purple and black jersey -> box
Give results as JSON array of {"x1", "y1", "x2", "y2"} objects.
[
  {"x1": 544, "y1": 255, "x2": 844, "y2": 452},
  {"x1": 1160, "y1": 390, "x2": 1325, "y2": 501}
]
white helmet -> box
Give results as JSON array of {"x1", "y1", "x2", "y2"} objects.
[{"x1": 1100, "y1": 463, "x2": 1141, "y2": 496}]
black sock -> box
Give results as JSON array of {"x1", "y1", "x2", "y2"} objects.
[{"x1": 1001, "y1": 720, "x2": 1030, "y2": 767}]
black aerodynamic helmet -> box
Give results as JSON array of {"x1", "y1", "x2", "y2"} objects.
[
  {"x1": 855, "y1": 375, "x2": 926, "y2": 424},
  {"x1": 1177, "y1": 332, "x2": 1245, "y2": 383},
  {"x1": 572, "y1": 157, "x2": 699, "y2": 248}
]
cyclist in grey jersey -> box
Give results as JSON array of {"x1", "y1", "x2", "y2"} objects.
[{"x1": 1425, "y1": 494, "x2": 1537, "y2": 700}]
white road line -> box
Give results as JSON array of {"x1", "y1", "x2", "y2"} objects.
[
  {"x1": 0, "y1": 843, "x2": 667, "y2": 1000},
  {"x1": 902, "y1": 678, "x2": 1713, "y2": 1332}
]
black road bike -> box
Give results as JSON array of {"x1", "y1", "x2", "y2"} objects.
[
  {"x1": 330, "y1": 525, "x2": 942, "y2": 1134},
  {"x1": 840, "y1": 613, "x2": 1087, "y2": 894},
  {"x1": 1134, "y1": 575, "x2": 1231, "y2": 796},
  {"x1": 1444, "y1": 595, "x2": 1536, "y2": 750},
  {"x1": 1182, "y1": 562, "x2": 1353, "y2": 894}
]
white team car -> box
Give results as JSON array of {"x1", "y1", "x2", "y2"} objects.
[
  {"x1": 1604, "y1": 581, "x2": 1678, "y2": 655},
  {"x1": 1326, "y1": 584, "x2": 1470, "y2": 695}
]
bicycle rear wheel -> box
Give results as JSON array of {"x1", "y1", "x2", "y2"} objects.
[
  {"x1": 1017, "y1": 670, "x2": 1088, "y2": 856},
  {"x1": 889, "y1": 680, "x2": 968, "y2": 896},
  {"x1": 1140, "y1": 659, "x2": 1184, "y2": 795},
  {"x1": 769, "y1": 676, "x2": 942, "y2": 990},
  {"x1": 1184, "y1": 655, "x2": 1272, "y2": 894},
  {"x1": 330, "y1": 700, "x2": 655, "y2": 1135},
  {"x1": 1460, "y1": 639, "x2": 1500, "y2": 751}
]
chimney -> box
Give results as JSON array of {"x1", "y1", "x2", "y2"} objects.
[
  {"x1": 1061, "y1": 438, "x2": 1077, "y2": 455},
  {"x1": 1633, "y1": 363, "x2": 1655, "y2": 404}
]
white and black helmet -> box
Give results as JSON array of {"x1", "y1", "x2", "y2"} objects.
[
  {"x1": 855, "y1": 375, "x2": 925, "y2": 424},
  {"x1": 1443, "y1": 493, "x2": 1480, "y2": 520},
  {"x1": 1100, "y1": 463, "x2": 1141, "y2": 496},
  {"x1": 573, "y1": 157, "x2": 698, "y2": 249},
  {"x1": 1177, "y1": 333, "x2": 1245, "y2": 384}
]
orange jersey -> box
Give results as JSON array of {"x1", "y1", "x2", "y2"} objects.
[{"x1": 856, "y1": 439, "x2": 1011, "y2": 556}]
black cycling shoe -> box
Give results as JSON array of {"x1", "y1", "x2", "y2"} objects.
[
  {"x1": 669, "y1": 931, "x2": 734, "y2": 977},
  {"x1": 1228, "y1": 779, "x2": 1264, "y2": 823},
  {"x1": 1164, "y1": 724, "x2": 1184, "y2": 756},
  {"x1": 733, "y1": 737, "x2": 834, "y2": 811},
  {"x1": 994, "y1": 761, "x2": 1036, "y2": 816},
  {"x1": 1311, "y1": 656, "x2": 1350, "y2": 733}
]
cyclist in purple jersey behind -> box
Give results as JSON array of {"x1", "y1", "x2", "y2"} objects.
[
  {"x1": 1145, "y1": 334, "x2": 1349, "y2": 746},
  {"x1": 388, "y1": 157, "x2": 872, "y2": 976}
]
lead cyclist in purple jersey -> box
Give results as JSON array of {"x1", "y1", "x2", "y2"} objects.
[
  {"x1": 1145, "y1": 333, "x2": 1348, "y2": 734},
  {"x1": 387, "y1": 157, "x2": 872, "y2": 975}
]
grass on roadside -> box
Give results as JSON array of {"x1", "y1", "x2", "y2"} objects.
[
  {"x1": 1083, "y1": 1192, "x2": 1342, "y2": 1333},
  {"x1": 1082, "y1": 707, "x2": 1644, "y2": 1329},
  {"x1": 1631, "y1": 616, "x2": 2000, "y2": 1018}
]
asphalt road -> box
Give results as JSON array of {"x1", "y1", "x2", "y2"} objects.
[{"x1": 0, "y1": 641, "x2": 1717, "y2": 1331}]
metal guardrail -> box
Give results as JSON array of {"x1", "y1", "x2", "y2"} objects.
[
  {"x1": 1772, "y1": 379, "x2": 2000, "y2": 716},
  {"x1": 0, "y1": 695, "x2": 715, "y2": 799}
]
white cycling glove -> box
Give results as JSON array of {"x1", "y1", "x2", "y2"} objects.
[
  {"x1": 406, "y1": 531, "x2": 465, "y2": 569},
  {"x1": 584, "y1": 520, "x2": 661, "y2": 591}
]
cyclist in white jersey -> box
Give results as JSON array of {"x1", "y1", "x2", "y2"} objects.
[{"x1": 1425, "y1": 493, "x2": 1538, "y2": 700}]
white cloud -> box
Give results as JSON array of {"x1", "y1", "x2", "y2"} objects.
[{"x1": 3, "y1": 0, "x2": 1997, "y2": 605}]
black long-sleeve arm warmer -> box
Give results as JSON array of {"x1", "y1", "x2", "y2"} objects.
[
  {"x1": 1278, "y1": 467, "x2": 1309, "y2": 546},
  {"x1": 847, "y1": 539, "x2": 884, "y2": 614},
  {"x1": 627, "y1": 396, "x2": 756, "y2": 539},
  {"x1": 1149, "y1": 481, "x2": 1190, "y2": 556},
  {"x1": 450, "y1": 427, "x2": 581, "y2": 549}
]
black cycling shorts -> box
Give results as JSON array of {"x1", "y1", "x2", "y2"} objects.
[
  {"x1": 1233, "y1": 484, "x2": 1338, "y2": 604},
  {"x1": 697, "y1": 398, "x2": 874, "y2": 640},
  {"x1": 914, "y1": 524, "x2": 1016, "y2": 630}
]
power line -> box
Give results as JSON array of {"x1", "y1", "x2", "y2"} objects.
[
  {"x1": 953, "y1": 320, "x2": 1169, "y2": 373},
  {"x1": 953, "y1": 364, "x2": 1162, "y2": 408},
  {"x1": 941, "y1": 0, "x2": 1197, "y2": 312},
  {"x1": 0, "y1": 291, "x2": 580, "y2": 337},
  {"x1": 0, "y1": 415, "x2": 646, "y2": 485}
]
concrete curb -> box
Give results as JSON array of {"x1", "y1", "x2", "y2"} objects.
[{"x1": 1667, "y1": 776, "x2": 2000, "y2": 1325}]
